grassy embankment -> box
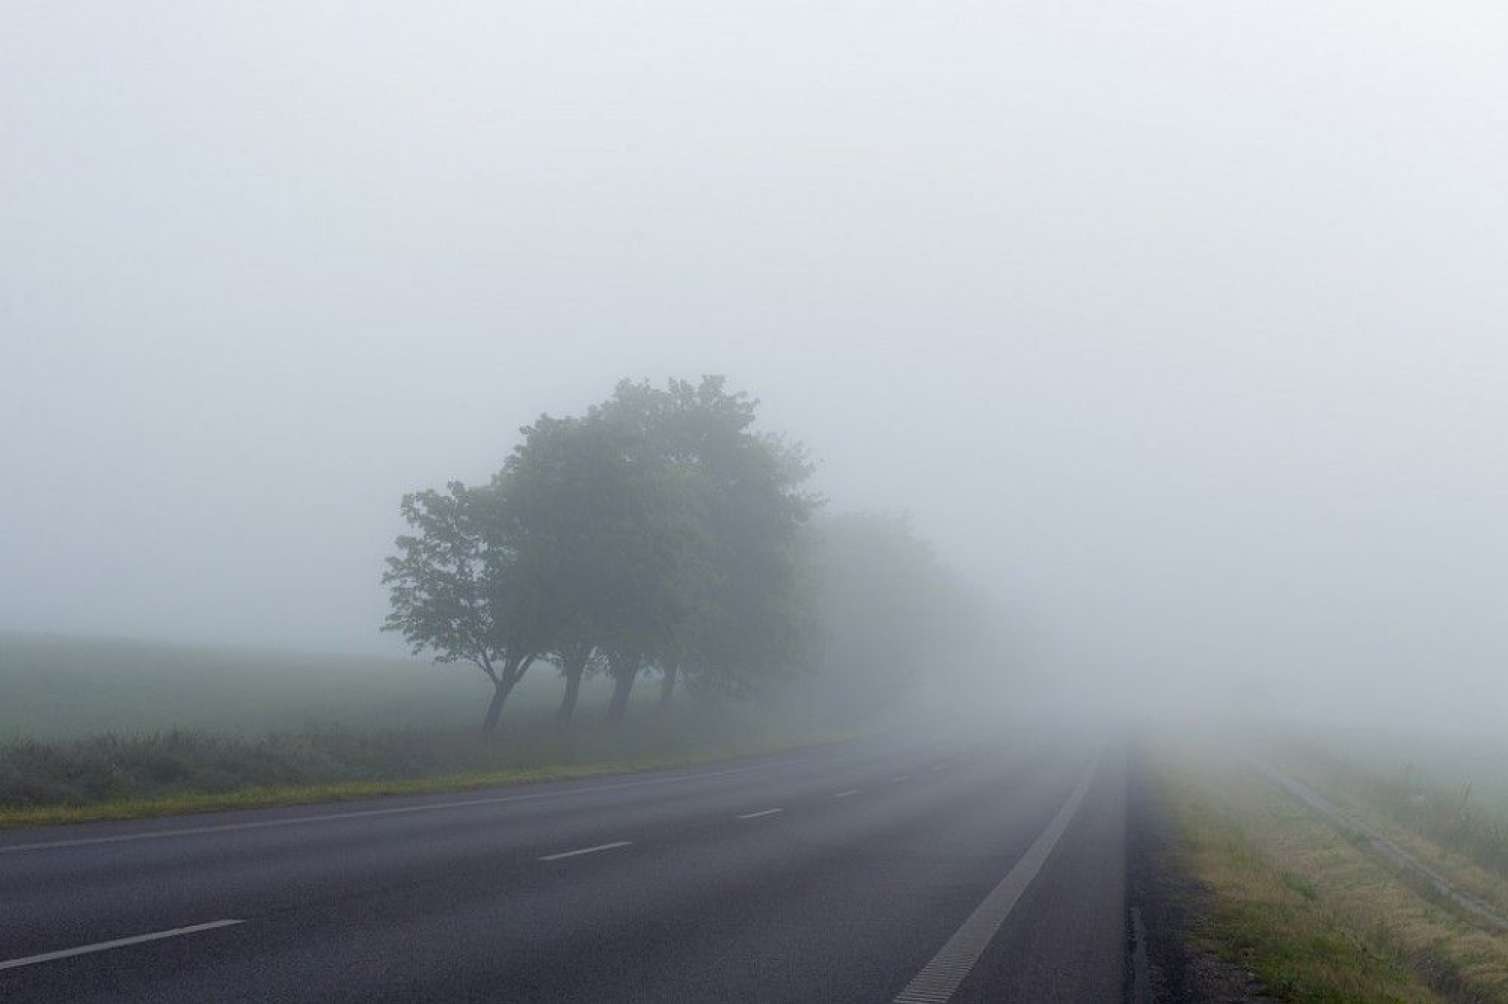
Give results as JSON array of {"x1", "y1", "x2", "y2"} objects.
[
  {"x1": 1152, "y1": 740, "x2": 1508, "y2": 1003},
  {"x1": 1271, "y1": 738, "x2": 1508, "y2": 886},
  {"x1": 0, "y1": 633, "x2": 853, "y2": 828},
  {"x1": 0, "y1": 736, "x2": 838, "y2": 829}
]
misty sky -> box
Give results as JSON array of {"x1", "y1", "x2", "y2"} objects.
[{"x1": 4, "y1": 3, "x2": 1506, "y2": 726}]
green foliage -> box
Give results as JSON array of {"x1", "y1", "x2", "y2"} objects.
[
  {"x1": 383, "y1": 482, "x2": 506, "y2": 671},
  {"x1": 636, "y1": 377, "x2": 822, "y2": 699}
]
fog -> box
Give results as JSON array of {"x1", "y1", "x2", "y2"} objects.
[{"x1": 4, "y1": 3, "x2": 1506, "y2": 735}]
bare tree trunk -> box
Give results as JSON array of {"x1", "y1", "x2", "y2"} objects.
[
  {"x1": 606, "y1": 665, "x2": 636, "y2": 723},
  {"x1": 658, "y1": 662, "x2": 679, "y2": 710},
  {"x1": 557, "y1": 664, "x2": 584, "y2": 723},
  {"x1": 555, "y1": 645, "x2": 593, "y2": 725},
  {"x1": 480, "y1": 654, "x2": 532, "y2": 735},
  {"x1": 481, "y1": 678, "x2": 510, "y2": 733}
]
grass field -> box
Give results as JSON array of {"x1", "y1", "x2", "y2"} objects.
[
  {"x1": 1152, "y1": 740, "x2": 1508, "y2": 1003},
  {"x1": 0, "y1": 631, "x2": 612, "y2": 739},
  {"x1": 0, "y1": 632, "x2": 849, "y2": 826}
]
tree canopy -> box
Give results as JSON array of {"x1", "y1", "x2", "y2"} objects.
[
  {"x1": 384, "y1": 376, "x2": 990, "y2": 734},
  {"x1": 383, "y1": 377, "x2": 829, "y2": 732}
]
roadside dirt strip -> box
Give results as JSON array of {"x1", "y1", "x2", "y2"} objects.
[{"x1": 1252, "y1": 760, "x2": 1508, "y2": 934}]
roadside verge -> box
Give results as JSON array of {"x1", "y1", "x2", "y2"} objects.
[
  {"x1": 0, "y1": 734, "x2": 855, "y2": 830},
  {"x1": 1132, "y1": 742, "x2": 1508, "y2": 1002}
]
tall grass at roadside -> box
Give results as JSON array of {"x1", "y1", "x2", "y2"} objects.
[
  {"x1": 0, "y1": 631, "x2": 869, "y2": 829},
  {"x1": 0, "y1": 709, "x2": 847, "y2": 826},
  {"x1": 1368, "y1": 769, "x2": 1508, "y2": 880},
  {"x1": 1275, "y1": 739, "x2": 1508, "y2": 884},
  {"x1": 1155, "y1": 748, "x2": 1508, "y2": 1002}
]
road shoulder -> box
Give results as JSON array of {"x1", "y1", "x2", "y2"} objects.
[
  {"x1": 1127, "y1": 745, "x2": 1275, "y2": 1003},
  {"x1": 1134, "y1": 741, "x2": 1508, "y2": 1003}
]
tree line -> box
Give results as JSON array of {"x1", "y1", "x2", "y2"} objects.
[{"x1": 383, "y1": 376, "x2": 982, "y2": 733}]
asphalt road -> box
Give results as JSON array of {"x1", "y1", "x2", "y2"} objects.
[{"x1": 0, "y1": 732, "x2": 1128, "y2": 1002}]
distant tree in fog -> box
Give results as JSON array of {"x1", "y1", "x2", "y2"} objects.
[
  {"x1": 503, "y1": 395, "x2": 702, "y2": 724},
  {"x1": 804, "y1": 512, "x2": 981, "y2": 716},
  {"x1": 642, "y1": 378, "x2": 820, "y2": 705},
  {"x1": 384, "y1": 377, "x2": 997, "y2": 735},
  {"x1": 383, "y1": 376, "x2": 819, "y2": 732}
]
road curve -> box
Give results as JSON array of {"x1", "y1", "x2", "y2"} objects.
[{"x1": 0, "y1": 731, "x2": 1127, "y2": 1002}]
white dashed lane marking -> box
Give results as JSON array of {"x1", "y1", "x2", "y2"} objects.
[
  {"x1": 537, "y1": 841, "x2": 633, "y2": 862},
  {"x1": 0, "y1": 920, "x2": 245, "y2": 972}
]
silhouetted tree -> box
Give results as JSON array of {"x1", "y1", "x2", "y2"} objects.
[
  {"x1": 652, "y1": 377, "x2": 820, "y2": 704},
  {"x1": 385, "y1": 376, "x2": 870, "y2": 733},
  {"x1": 382, "y1": 482, "x2": 549, "y2": 733}
]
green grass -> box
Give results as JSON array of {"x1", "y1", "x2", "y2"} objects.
[
  {"x1": 1155, "y1": 748, "x2": 1508, "y2": 1003},
  {"x1": 0, "y1": 711, "x2": 857, "y2": 828},
  {"x1": 0, "y1": 631, "x2": 861, "y2": 829},
  {"x1": 0, "y1": 737, "x2": 846, "y2": 829},
  {"x1": 1270, "y1": 736, "x2": 1508, "y2": 885}
]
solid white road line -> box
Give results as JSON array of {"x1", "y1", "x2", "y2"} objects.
[
  {"x1": 892, "y1": 774, "x2": 911, "y2": 783},
  {"x1": 735, "y1": 808, "x2": 783, "y2": 820},
  {"x1": 0, "y1": 920, "x2": 244, "y2": 972},
  {"x1": 892, "y1": 756, "x2": 1099, "y2": 1004},
  {"x1": 0, "y1": 760, "x2": 805, "y2": 856},
  {"x1": 930, "y1": 764, "x2": 947, "y2": 773},
  {"x1": 834, "y1": 789, "x2": 861, "y2": 799},
  {"x1": 537, "y1": 840, "x2": 633, "y2": 862}
]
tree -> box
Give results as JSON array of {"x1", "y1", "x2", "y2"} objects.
[
  {"x1": 496, "y1": 402, "x2": 704, "y2": 724},
  {"x1": 490, "y1": 414, "x2": 608, "y2": 726},
  {"x1": 803, "y1": 511, "x2": 980, "y2": 718},
  {"x1": 385, "y1": 375, "x2": 825, "y2": 731},
  {"x1": 548, "y1": 638, "x2": 602, "y2": 724},
  {"x1": 645, "y1": 377, "x2": 821, "y2": 705},
  {"x1": 381, "y1": 481, "x2": 548, "y2": 733}
]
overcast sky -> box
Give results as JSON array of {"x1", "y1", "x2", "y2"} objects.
[{"x1": 3, "y1": 2, "x2": 1506, "y2": 727}]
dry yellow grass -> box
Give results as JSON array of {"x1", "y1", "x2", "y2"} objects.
[{"x1": 1157, "y1": 747, "x2": 1508, "y2": 1002}]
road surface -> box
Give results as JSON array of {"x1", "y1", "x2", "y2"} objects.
[{"x1": 0, "y1": 732, "x2": 1128, "y2": 1002}]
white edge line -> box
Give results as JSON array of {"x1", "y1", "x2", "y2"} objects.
[
  {"x1": 735, "y1": 808, "x2": 783, "y2": 820},
  {"x1": 0, "y1": 919, "x2": 244, "y2": 972},
  {"x1": 892, "y1": 755, "x2": 1100, "y2": 1003},
  {"x1": 537, "y1": 840, "x2": 632, "y2": 862},
  {"x1": 834, "y1": 789, "x2": 861, "y2": 798},
  {"x1": 0, "y1": 758, "x2": 805, "y2": 855}
]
